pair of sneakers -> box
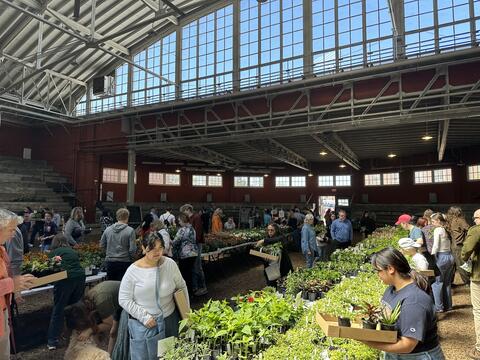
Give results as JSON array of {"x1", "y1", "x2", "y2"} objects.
[{"x1": 194, "y1": 287, "x2": 208, "y2": 296}]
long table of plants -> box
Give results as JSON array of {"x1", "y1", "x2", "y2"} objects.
[{"x1": 163, "y1": 226, "x2": 406, "y2": 360}]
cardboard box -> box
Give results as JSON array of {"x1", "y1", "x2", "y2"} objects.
[
  {"x1": 316, "y1": 312, "x2": 398, "y2": 343},
  {"x1": 31, "y1": 271, "x2": 67, "y2": 288},
  {"x1": 419, "y1": 269, "x2": 435, "y2": 277},
  {"x1": 174, "y1": 289, "x2": 191, "y2": 320},
  {"x1": 249, "y1": 249, "x2": 279, "y2": 262}
]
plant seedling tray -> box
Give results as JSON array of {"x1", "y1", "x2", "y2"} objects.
[
  {"x1": 31, "y1": 270, "x2": 67, "y2": 288},
  {"x1": 249, "y1": 249, "x2": 279, "y2": 262},
  {"x1": 418, "y1": 270, "x2": 435, "y2": 277},
  {"x1": 316, "y1": 312, "x2": 398, "y2": 343}
]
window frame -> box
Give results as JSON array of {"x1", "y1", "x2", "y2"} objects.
[
  {"x1": 468, "y1": 164, "x2": 480, "y2": 181},
  {"x1": 102, "y1": 168, "x2": 136, "y2": 184},
  {"x1": 148, "y1": 172, "x2": 181, "y2": 186},
  {"x1": 234, "y1": 176, "x2": 264, "y2": 188}
]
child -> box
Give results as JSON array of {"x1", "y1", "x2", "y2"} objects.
[
  {"x1": 64, "y1": 302, "x2": 111, "y2": 360},
  {"x1": 398, "y1": 237, "x2": 429, "y2": 271}
]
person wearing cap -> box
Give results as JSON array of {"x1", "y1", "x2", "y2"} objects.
[
  {"x1": 462, "y1": 208, "x2": 480, "y2": 360},
  {"x1": 398, "y1": 238, "x2": 429, "y2": 271},
  {"x1": 395, "y1": 214, "x2": 424, "y2": 245}
]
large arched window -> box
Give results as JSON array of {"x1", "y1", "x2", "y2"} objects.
[
  {"x1": 132, "y1": 32, "x2": 177, "y2": 106},
  {"x1": 239, "y1": 0, "x2": 303, "y2": 89},
  {"x1": 181, "y1": 5, "x2": 233, "y2": 98}
]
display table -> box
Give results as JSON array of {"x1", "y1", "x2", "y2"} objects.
[{"x1": 21, "y1": 271, "x2": 107, "y2": 297}]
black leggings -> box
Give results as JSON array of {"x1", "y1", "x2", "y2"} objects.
[{"x1": 178, "y1": 257, "x2": 196, "y2": 294}]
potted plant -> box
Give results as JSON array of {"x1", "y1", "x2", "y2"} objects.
[
  {"x1": 334, "y1": 307, "x2": 353, "y2": 327},
  {"x1": 360, "y1": 302, "x2": 380, "y2": 329},
  {"x1": 379, "y1": 302, "x2": 401, "y2": 331}
]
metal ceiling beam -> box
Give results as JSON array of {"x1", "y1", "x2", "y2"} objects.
[
  {"x1": 245, "y1": 139, "x2": 310, "y2": 171},
  {"x1": 161, "y1": 0, "x2": 185, "y2": 16},
  {"x1": 438, "y1": 119, "x2": 450, "y2": 162},
  {"x1": 1, "y1": 52, "x2": 86, "y2": 86},
  {"x1": 311, "y1": 133, "x2": 361, "y2": 170},
  {"x1": 168, "y1": 146, "x2": 240, "y2": 169},
  {"x1": 140, "y1": 0, "x2": 159, "y2": 12},
  {"x1": 45, "y1": 7, "x2": 130, "y2": 56}
]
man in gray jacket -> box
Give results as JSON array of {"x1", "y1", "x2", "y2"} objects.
[{"x1": 100, "y1": 208, "x2": 136, "y2": 281}]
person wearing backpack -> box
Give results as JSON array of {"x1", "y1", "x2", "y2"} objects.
[{"x1": 159, "y1": 209, "x2": 175, "y2": 228}]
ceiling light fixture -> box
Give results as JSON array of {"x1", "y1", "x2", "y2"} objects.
[
  {"x1": 308, "y1": 172, "x2": 313, "y2": 177},
  {"x1": 263, "y1": 174, "x2": 269, "y2": 177},
  {"x1": 339, "y1": 164, "x2": 346, "y2": 168},
  {"x1": 388, "y1": 153, "x2": 397, "y2": 158},
  {"x1": 319, "y1": 151, "x2": 327, "y2": 156},
  {"x1": 422, "y1": 134, "x2": 433, "y2": 141},
  {"x1": 175, "y1": 169, "x2": 181, "y2": 173}
]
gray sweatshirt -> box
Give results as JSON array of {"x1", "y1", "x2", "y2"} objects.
[
  {"x1": 100, "y1": 222, "x2": 136, "y2": 262},
  {"x1": 5, "y1": 228, "x2": 24, "y2": 275},
  {"x1": 64, "y1": 219, "x2": 85, "y2": 246}
]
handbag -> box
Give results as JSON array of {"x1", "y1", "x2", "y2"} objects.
[{"x1": 265, "y1": 253, "x2": 282, "y2": 281}]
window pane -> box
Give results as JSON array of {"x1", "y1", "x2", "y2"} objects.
[
  {"x1": 468, "y1": 165, "x2": 480, "y2": 181},
  {"x1": 291, "y1": 176, "x2": 306, "y2": 187},
  {"x1": 192, "y1": 175, "x2": 207, "y2": 186},
  {"x1": 318, "y1": 175, "x2": 334, "y2": 187},
  {"x1": 249, "y1": 176, "x2": 264, "y2": 187},
  {"x1": 414, "y1": 170, "x2": 432, "y2": 184},
  {"x1": 433, "y1": 168, "x2": 452, "y2": 183},
  {"x1": 149, "y1": 172, "x2": 164, "y2": 185},
  {"x1": 275, "y1": 176, "x2": 290, "y2": 187},
  {"x1": 165, "y1": 174, "x2": 180, "y2": 185},
  {"x1": 383, "y1": 172, "x2": 400, "y2": 185},
  {"x1": 335, "y1": 175, "x2": 351, "y2": 187},
  {"x1": 234, "y1": 176, "x2": 249, "y2": 187},
  {"x1": 338, "y1": 198, "x2": 349, "y2": 206},
  {"x1": 208, "y1": 175, "x2": 223, "y2": 187},
  {"x1": 365, "y1": 174, "x2": 381, "y2": 186}
]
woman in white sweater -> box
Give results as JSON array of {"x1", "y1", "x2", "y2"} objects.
[
  {"x1": 430, "y1": 213, "x2": 455, "y2": 313},
  {"x1": 118, "y1": 233, "x2": 188, "y2": 360}
]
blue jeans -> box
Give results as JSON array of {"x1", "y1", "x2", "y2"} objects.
[
  {"x1": 192, "y1": 243, "x2": 207, "y2": 291},
  {"x1": 128, "y1": 314, "x2": 165, "y2": 360},
  {"x1": 433, "y1": 252, "x2": 455, "y2": 311},
  {"x1": 304, "y1": 252, "x2": 315, "y2": 268},
  {"x1": 385, "y1": 345, "x2": 445, "y2": 359}
]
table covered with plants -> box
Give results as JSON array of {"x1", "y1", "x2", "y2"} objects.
[{"x1": 162, "y1": 226, "x2": 407, "y2": 359}]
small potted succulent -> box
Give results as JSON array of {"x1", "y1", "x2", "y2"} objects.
[
  {"x1": 379, "y1": 302, "x2": 401, "y2": 331},
  {"x1": 360, "y1": 302, "x2": 380, "y2": 329}
]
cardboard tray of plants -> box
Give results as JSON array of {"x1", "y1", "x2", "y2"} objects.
[
  {"x1": 249, "y1": 249, "x2": 279, "y2": 262},
  {"x1": 315, "y1": 312, "x2": 398, "y2": 343},
  {"x1": 31, "y1": 270, "x2": 68, "y2": 288}
]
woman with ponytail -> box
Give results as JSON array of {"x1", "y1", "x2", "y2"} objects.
[
  {"x1": 362, "y1": 247, "x2": 445, "y2": 359},
  {"x1": 430, "y1": 212, "x2": 455, "y2": 313}
]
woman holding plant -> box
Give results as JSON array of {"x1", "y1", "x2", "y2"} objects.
[
  {"x1": 362, "y1": 247, "x2": 445, "y2": 359},
  {"x1": 256, "y1": 223, "x2": 293, "y2": 286}
]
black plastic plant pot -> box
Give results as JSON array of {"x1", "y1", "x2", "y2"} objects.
[
  {"x1": 362, "y1": 319, "x2": 377, "y2": 329},
  {"x1": 380, "y1": 323, "x2": 396, "y2": 331},
  {"x1": 308, "y1": 292, "x2": 317, "y2": 301},
  {"x1": 302, "y1": 290, "x2": 310, "y2": 300},
  {"x1": 337, "y1": 317, "x2": 351, "y2": 327},
  {"x1": 316, "y1": 291, "x2": 324, "y2": 299}
]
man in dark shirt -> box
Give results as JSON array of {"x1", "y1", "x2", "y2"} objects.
[
  {"x1": 38, "y1": 211, "x2": 58, "y2": 251},
  {"x1": 180, "y1": 204, "x2": 208, "y2": 296}
]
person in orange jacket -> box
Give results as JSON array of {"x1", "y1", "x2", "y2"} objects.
[{"x1": 211, "y1": 208, "x2": 223, "y2": 234}]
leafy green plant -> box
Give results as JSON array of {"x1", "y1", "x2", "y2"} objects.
[
  {"x1": 379, "y1": 302, "x2": 401, "y2": 325},
  {"x1": 360, "y1": 301, "x2": 381, "y2": 323}
]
